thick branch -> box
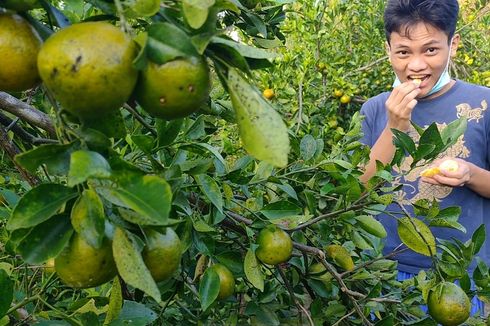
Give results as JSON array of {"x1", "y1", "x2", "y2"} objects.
[{"x1": 0, "y1": 91, "x2": 56, "y2": 137}]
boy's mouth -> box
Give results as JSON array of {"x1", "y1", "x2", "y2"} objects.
[{"x1": 408, "y1": 75, "x2": 430, "y2": 85}]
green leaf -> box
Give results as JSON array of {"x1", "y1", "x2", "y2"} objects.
[
  {"x1": 418, "y1": 123, "x2": 444, "y2": 158},
  {"x1": 195, "y1": 174, "x2": 223, "y2": 213},
  {"x1": 107, "y1": 301, "x2": 157, "y2": 326},
  {"x1": 131, "y1": 135, "x2": 154, "y2": 154},
  {"x1": 147, "y1": 23, "x2": 198, "y2": 65},
  {"x1": 182, "y1": 0, "x2": 215, "y2": 29},
  {"x1": 68, "y1": 150, "x2": 111, "y2": 187},
  {"x1": 14, "y1": 142, "x2": 76, "y2": 175},
  {"x1": 244, "y1": 248, "x2": 264, "y2": 291},
  {"x1": 397, "y1": 217, "x2": 436, "y2": 257},
  {"x1": 7, "y1": 184, "x2": 77, "y2": 231},
  {"x1": 0, "y1": 269, "x2": 13, "y2": 318},
  {"x1": 16, "y1": 215, "x2": 73, "y2": 264},
  {"x1": 156, "y1": 119, "x2": 183, "y2": 147},
  {"x1": 71, "y1": 189, "x2": 105, "y2": 249},
  {"x1": 179, "y1": 143, "x2": 227, "y2": 174},
  {"x1": 227, "y1": 68, "x2": 290, "y2": 167},
  {"x1": 391, "y1": 129, "x2": 416, "y2": 156},
  {"x1": 113, "y1": 228, "x2": 161, "y2": 303},
  {"x1": 99, "y1": 175, "x2": 172, "y2": 226},
  {"x1": 300, "y1": 134, "x2": 317, "y2": 161},
  {"x1": 440, "y1": 117, "x2": 467, "y2": 145},
  {"x1": 260, "y1": 201, "x2": 302, "y2": 220},
  {"x1": 471, "y1": 224, "x2": 486, "y2": 255},
  {"x1": 199, "y1": 267, "x2": 220, "y2": 311},
  {"x1": 211, "y1": 36, "x2": 277, "y2": 59},
  {"x1": 103, "y1": 277, "x2": 123, "y2": 325},
  {"x1": 428, "y1": 218, "x2": 466, "y2": 233},
  {"x1": 81, "y1": 109, "x2": 126, "y2": 138}
]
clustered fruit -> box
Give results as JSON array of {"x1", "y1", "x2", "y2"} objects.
[{"x1": 1, "y1": 14, "x2": 211, "y2": 122}]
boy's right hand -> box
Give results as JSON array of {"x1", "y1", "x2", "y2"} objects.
[{"x1": 384, "y1": 81, "x2": 421, "y2": 131}]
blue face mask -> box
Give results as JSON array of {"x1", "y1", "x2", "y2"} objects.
[{"x1": 391, "y1": 39, "x2": 453, "y2": 97}]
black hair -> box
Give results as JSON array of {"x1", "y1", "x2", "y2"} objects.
[{"x1": 384, "y1": 0, "x2": 459, "y2": 44}]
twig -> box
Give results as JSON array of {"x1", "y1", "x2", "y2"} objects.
[
  {"x1": 332, "y1": 309, "x2": 356, "y2": 326},
  {"x1": 225, "y1": 211, "x2": 253, "y2": 225},
  {"x1": 0, "y1": 112, "x2": 58, "y2": 145},
  {"x1": 123, "y1": 104, "x2": 157, "y2": 136},
  {"x1": 277, "y1": 265, "x2": 314, "y2": 326},
  {"x1": 290, "y1": 202, "x2": 369, "y2": 231},
  {"x1": 0, "y1": 125, "x2": 39, "y2": 186},
  {"x1": 339, "y1": 246, "x2": 409, "y2": 277},
  {"x1": 0, "y1": 91, "x2": 56, "y2": 137}
]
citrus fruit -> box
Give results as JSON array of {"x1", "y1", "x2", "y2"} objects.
[
  {"x1": 440, "y1": 159, "x2": 459, "y2": 172},
  {"x1": 135, "y1": 57, "x2": 210, "y2": 120},
  {"x1": 340, "y1": 94, "x2": 351, "y2": 104},
  {"x1": 55, "y1": 233, "x2": 117, "y2": 288},
  {"x1": 420, "y1": 166, "x2": 441, "y2": 177},
  {"x1": 123, "y1": 0, "x2": 160, "y2": 18},
  {"x1": 0, "y1": 0, "x2": 41, "y2": 11},
  {"x1": 142, "y1": 228, "x2": 182, "y2": 282},
  {"x1": 326, "y1": 244, "x2": 355, "y2": 271},
  {"x1": 208, "y1": 264, "x2": 235, "y2": 300},
  {"x1": 263, "y1": 88, "x2": 275, "y2": 100},
  {"x1": 427, "y1": 282, "x2": 471, "y2": 326},
  {"x1": 255, "y1": 224, "x2": 293, "y2": 265},
  {"x1": 44, "y1": 257, "x2": 55, "y2": 274},
  {"x1": 37, "y1": 22, "x2": 138, "y2": 119},
  {"x1": 0, "y1": 13, "x2": 41, "y2": 91},
  {"x1": 333, "y1": 89, "x2": 343, "y2": 98}
]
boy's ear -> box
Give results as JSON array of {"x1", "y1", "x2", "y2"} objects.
[{"x1": 450, "y1": 34, "x2": 460, "y2": 57}]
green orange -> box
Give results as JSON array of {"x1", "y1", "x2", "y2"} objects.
[
  {"x1": 142, "y1": 228, "x2": 182, "y2": 282},
  {"x1": 135, "y1": 57, "x2": 210, "y2": 120},
  {"x1": 427, "y1": 282, "x2": 471, "y2": 326},
  {"x1": 55, "y1": 233, "x2": 117, "y2": 288},
  {"x1": 255, "y1": 225, "x2": 293, "y2": 265},
  {"x1": 37, "y1": 22, "x2": 138, "y2": 119},
  {"x1": 209, "y1": 264, "x2": 235, "y2": 300},
  {"x1": 0, "y1": 13, "x2": 41, "y2": 91}
]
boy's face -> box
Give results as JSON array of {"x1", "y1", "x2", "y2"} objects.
[{"x1": 387, "y1": 22, "x2": 460, "y2": 98}]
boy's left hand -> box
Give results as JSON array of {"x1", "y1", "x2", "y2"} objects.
[{"x1": 421, "y1": 157, "x2": 472, "y2": 187}]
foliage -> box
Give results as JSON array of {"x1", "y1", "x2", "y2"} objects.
[{"x1": 0, "y1": 0, "x2": 489, "y2": 326}]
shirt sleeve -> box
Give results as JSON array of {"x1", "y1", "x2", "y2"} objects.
[{"x1": 360, "y1": 100, "x2": 375, "y2": 147}]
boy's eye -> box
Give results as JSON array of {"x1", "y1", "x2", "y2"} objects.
[
  {"x1": 397, "y1": 50, "x2": 408, "y2": 56},
  {"x1": 427, "y1": 48, "x2": 437, "y2": 54}
]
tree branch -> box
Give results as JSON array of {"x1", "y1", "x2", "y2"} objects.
[
  {"x1": 0, "y1": 125, "x2": 40, "y2": 186},
  {"x1": 0, "y1": 112, "x2": 58, "y2": 145},
  {"x1": 0, "y1": 91, "x2": 56, "y2": 137}
]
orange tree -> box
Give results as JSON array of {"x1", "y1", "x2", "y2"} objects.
[{"x1": 0, "y1": 1, "x2": 489, "y2": 325}]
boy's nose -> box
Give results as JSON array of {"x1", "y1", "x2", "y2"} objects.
[{"x1": 407, "y1": 55, "x2": 428, "y2": 72}]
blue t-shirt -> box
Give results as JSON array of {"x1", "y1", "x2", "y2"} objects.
[{"x1": 360, "y1": 80, "x2": 490, "y2": 273}]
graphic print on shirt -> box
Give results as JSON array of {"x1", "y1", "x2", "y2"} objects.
[{"x1": 393, "y1": 100, "x2": 487, "y2": 205}]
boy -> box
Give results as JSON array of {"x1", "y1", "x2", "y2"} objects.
[{"x1": 360, "y1": 0, "x2": 490, "y2": 314}]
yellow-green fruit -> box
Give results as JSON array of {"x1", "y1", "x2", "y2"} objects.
[
  {"x1": 55, "y1": 233, "x2": 117, "y2": 288},
  {"x1": 0, "y1": 0, "x2": 41, "y2": 11},
  {"x1": 209, "y1": 264, "x2": 235, "y2": 300},
  {"x1": 255, "y1": 225, "x2": 293, "y2": 265},
  {"x1": 37, "y1": 22, "x2": 138, "y2": 119},
  {"x1": 427, "y1": 282, "x2": 471, "y2": 326},
  {"x1": 0, "y1": 13, "x2": 41, "y2": 91},
  {"x1": 142, "y1": 228, "x2": 182, "y2": 282},
  {"x1": 135, "y1": 57, "x2": 210, "y2": 120}
]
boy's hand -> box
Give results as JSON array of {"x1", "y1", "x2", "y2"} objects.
[
  {"x1": 421, "y1": 158, "x2": 472, "y2": 187},
  {"x1": 385, "y1": 81, "x2": 421, "y2": 131}
]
